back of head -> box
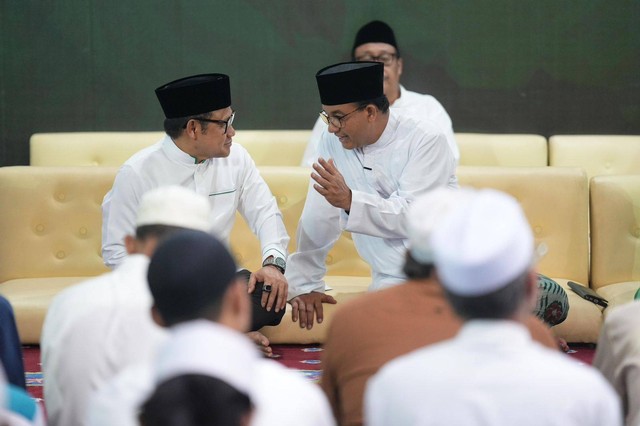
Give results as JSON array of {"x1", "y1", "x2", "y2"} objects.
[
  {"x1": 148, "y1": 230, "x2": 237, "y2": 326},
  {"x1": 135, "y1": 186, "x2": 212, "y2": 241},
  {"x1": 352, "y1": 20, "x2": 400, "y2": 58},
  {"x1": 404, "y1": 187, "x2": 475, "y2": 279},
  {"x1": 431, "y1": 189, "x2": 534, "y2": 320},
  {"x1": 139, "y1": 374, "x2": 252, "y2": 426}
]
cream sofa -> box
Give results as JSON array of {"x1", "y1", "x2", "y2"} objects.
[
  {"x1": 0, "y1": 166, "x2": 367, "y2": 344},
  {"x1": 549, "y1": 135, "x2": 640, "y2": 180},
  {"x1": 30, "y1": 131, "x2": 311, "y2": 167},
  {"x1": 456, "y1": 133, "x2": 548, "y2": 167},
  {"x1": 589, "y1": 175, "x2": 640, "y2": 313},
  {"x1": 1, "y1": 163, "x2": 611, "y2": 344}
]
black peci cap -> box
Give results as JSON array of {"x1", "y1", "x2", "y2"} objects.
[
  {"x1": 155, "y1": 73, "x2": 231, "y2": 119},
  {"x1": 315, "y1": 61, "x2": 384, "y2": 106}
]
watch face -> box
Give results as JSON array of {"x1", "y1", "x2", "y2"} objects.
[{"x1": 274, "y1": 257, "x2": 286, "y2": 269}]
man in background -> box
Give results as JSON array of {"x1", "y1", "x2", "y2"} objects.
[{"x1": 302, "y1": 20, "x2": 458, "y2": 172}]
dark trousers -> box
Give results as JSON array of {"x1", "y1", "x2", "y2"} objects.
[
  {"x1": 0, "y1": 295, "x2": 26, "y2": 389},
  {"x1": 236, "y1": 270, "x2": 285, "y2": 331}
]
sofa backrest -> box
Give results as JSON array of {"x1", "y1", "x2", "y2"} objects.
[
  {"x1": 456, "y1": 133, "x2": 548, "y2": 167},
  {"x1": 590, "y1": 174, "x2": 640, "y2": 290},
  {"x1": 456, "y1": 166, "x2": 590, "y2": 284},
  {"x1": 30, "y1": 130, "x2": 311, "y2": 167},
  {"x1": 30, "y1": 132, "x2": 163, "y2": 166},
  {"x1": 0, "y1": 166, "x2": 117, "y2": 282},
  {"x1": 549, "y1": 135, "x2": 640, "y2": 180}
]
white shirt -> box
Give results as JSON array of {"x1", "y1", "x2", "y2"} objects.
[
  {"x1": 286, "y1": 110, "x2": 456, "y2": 298},
  {"x1": 365, "y1": 320, "x2": 622, "y2": 426},
  {"x1": 87, "y1": 321, "x2": 335, "y2": 426},
  {"x1": 593, "y1": 301, "x2": 640, "y2": 426},
  {"x1": 41, "y1": 254, "x2": 168, "y2": 426},
  {"x1": 101, "y1": 135, "x2": 288, "y2": 268},
  {"x1": 302, "y1": 85, "x2": 459, "y2": 167}
]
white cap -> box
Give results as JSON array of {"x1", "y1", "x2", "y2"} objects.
[
  {"x1": 431, "y1": 188, "x2": 534, "y2": 296},
  {"x1": 407, "y1": 187, "x2": 475, "y2": 264},
  {"x1": 136, "y1": 186, "x2": 211, "y2": 232}
]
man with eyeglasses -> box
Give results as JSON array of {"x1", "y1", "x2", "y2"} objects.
[
  {"x1": 302, "y1": 20, "x2": 459, "y2": 175},
  {"x1": 102, "y1": 74, "x2": 289, "y2": 348},
  {"x1": 286, "y1": 61, "x2": 456, "y2": 330}
]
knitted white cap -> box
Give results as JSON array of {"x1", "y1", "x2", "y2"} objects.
[
  {"x1": 431, "y1": 188, "x2": 534, "y2": 296},
  {"x1": 136, "y1": 186, "x2": 211, "y2": 232},
  {"x1": 407, "y1": 187, "x2": 475, "y2": 264}
]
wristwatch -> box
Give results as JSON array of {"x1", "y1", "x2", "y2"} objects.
[{"x1": 262, "y1": 256, "x2": 286, "y2": 274}]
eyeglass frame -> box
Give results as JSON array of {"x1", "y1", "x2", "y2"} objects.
[
  {"x1": 319, "y1": 106, "x2": 365, "y2": 129},
  {"x1": 183, "y1": 110, "x2": 235, "y2": 134},
  {"x1": 354, "y1": 52, "x2": 397, "y2": 66}
]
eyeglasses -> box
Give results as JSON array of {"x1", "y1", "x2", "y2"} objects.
[
  {"x1": 355, "y1": 53, "x2": 397, "y2": 66},
  {"x1": 320, "y1": 107, "x2": 364, "y2": 129},
  {"x1": 184, "y1": 111, "x2": 235, "y2": 134}
]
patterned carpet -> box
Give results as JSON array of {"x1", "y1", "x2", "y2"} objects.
[{"x1": 22, "y1": 342, "x2": 594, "y2": 403}]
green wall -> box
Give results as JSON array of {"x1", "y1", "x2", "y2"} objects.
[{"x1": 1, "y1": 0, "x2": 638, "y2": 166}]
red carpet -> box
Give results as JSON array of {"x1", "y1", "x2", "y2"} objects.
[{"x1": 21, "y1": 343, "x2": 594, "y2": 403}]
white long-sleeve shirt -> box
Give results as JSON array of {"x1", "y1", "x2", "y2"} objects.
[
  {"x1": 286, "y1": 110, "x2": 456, "y2": 299},
  {"x1": 102, "y1": 135, "x2": 288, "y2": 268},
  {"x1": 593, "y1": 301, "x2": 640, "y2": 426},
  {"x1": 41, "y1": 254, "x2": 167, "y2": 426},
  {"x1": 366, "y1": 320, "x2": 622, "y2": 426},
  {"x1": 302, "y1": 85, "x2": 459, "y2": 167},
  {"x1": 87, "y1": 320, "x2": 335, "y2": 426}
]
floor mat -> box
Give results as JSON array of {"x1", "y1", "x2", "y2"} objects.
[{"x1": 21, "y1": 342, "x2": 594, "y2": 402}]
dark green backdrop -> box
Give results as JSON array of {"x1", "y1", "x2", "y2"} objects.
[{"x1": 1, "y1": 1, "x2": 639, "y2": 166}]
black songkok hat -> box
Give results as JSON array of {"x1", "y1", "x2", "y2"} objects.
[
  {"x1": 155, "y1": 74, "x2": 231, "y2": 119},
  {"x1": 316, "y1": 62, "x2": 384, "y2": 106},
  {"x1": 352, "y1": 20, "x2": 399, "y2": 56},
  {"x1": 148, "y1": 230, "x2": 237, "y2": 324}
]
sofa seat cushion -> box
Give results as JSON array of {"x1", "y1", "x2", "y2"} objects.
[
  {"x1": 550, "y1": 279, "x2": 604, "y2": 343},
  {"x1": 597, "y1": 281, "x2": 640, "y2": 315},
  {"x1": 1, "y1": 277, "x2": 92, "y2": 343},
  {"x1": 259, "y1": 276, "x2": 371, "y2": 344}
]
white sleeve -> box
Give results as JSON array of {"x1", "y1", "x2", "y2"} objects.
[
  {"x1": 285, "y1": 178, "x2": 342, "y2": 299},
  {"x1": 301, "y1": 117, "x2": 326, "y2": 167},
  {"x1": 101, "y1": 165, "x2": 143, "y2": 268},
  {"x1": 364, "y1": 372, "x2": 391, "y2": 426},
  {"x1": 86, "y1": 365, "x2": 154, "y2": 426},
  {"x1": 344, "y1": 132, "x2": 454, "y2": 239},
  {"x1": 236, "y1": 153, "x2": 289, "y2": 263}
]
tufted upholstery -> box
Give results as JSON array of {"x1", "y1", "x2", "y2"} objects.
[
  {"x1": 30, "y1": 132, "x2": 163, "y2": 167},
  {"x1": 549, "y1": 135, "x2": 640, "y2": 180},
  {"x1": 457, "y1": 166, "x2": 601, "y2": 342},
  {"x1": 589, "y1": 175, "x2": 640, "y2": 314},
  {"x1": 30, "y1": 131, "x2": 311, "y2": 167},
  {"x1": 456, "y1": 133, "x2": 548, "y2": 167},
  {"x1": 0, "y1": 166, "x2": 117, "y2": 342}
]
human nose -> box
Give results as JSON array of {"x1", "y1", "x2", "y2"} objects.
[{"x1": 227, "y1": 123, "x2": 236, "y2": 137}]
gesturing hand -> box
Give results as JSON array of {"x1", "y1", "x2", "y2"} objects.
[{"x1": 312, "y1": 158, "x2": 352, "y2": 211}]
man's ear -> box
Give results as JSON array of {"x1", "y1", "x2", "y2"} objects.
[
  {"x1": 365, "y1": 104, "x2": 378, "y2": 122},
  {"x1": 397, "y1": 57, "x2": 404, "y2": 77},
  {"x1": 151, "y1": 304, "x2": 167, "y2": 328},
  {"x1": 124, "y1": 234, "x2": 137, "y2": 255},
  {"x1": 185, "y1": 119, "x2": 199, "y2": 139},
  {"x1": 222, "y1": 279, "x2": 251, "y2": 332},
  {"x1": 524, "y1": 270, "x2": 539, "y2": 310}
]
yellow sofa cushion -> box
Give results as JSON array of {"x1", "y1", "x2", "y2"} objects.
[
  {"x1": 549, "y1": 135, "x2": 640, "y2": 180},
  {"x1": 456, "y1": 133, "x2": 548, "y2": 167},
  {"x1": 30, "y1": 130, "x2": 311, "y2": 167}
]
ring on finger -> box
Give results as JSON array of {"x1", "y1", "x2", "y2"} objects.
[{"x1": 262, "y1": 284, "x2": 272, "y2": 293}]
